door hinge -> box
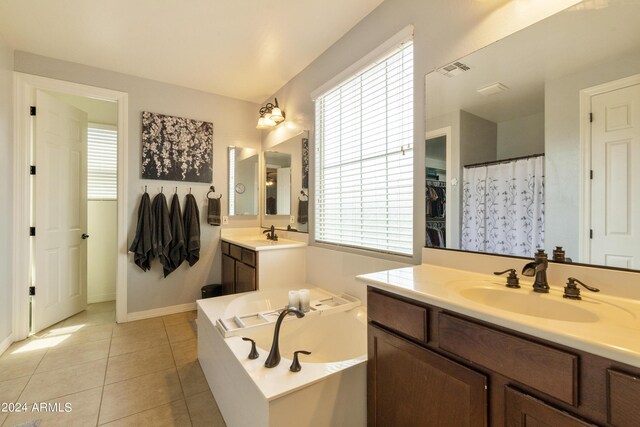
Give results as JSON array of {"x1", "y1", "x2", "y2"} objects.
[
  {"x1": 29, "y1": 286, "x2": 36, "y2": 296},
  {"x1": 590, "y1": 229, "x2": 593, "y2": 239},
  {"x1": 590, "y1": 170, "x2": 593, "y2": 180},
  {"x1": 30, "y1": 227, "x2": 36, "y2": 236},
  {"x1": 589, "y1": 112, "x2": 593, "y2": 123},
  {"x1": 30, "y1": 165, "x2": 36, "y2": 175},
  {"x1": 30, "y1": 106, "x2": 36, "y2": 116}
]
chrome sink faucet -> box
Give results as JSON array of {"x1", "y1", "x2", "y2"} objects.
[
  {"x1": 522, "y1": 249, "x2": 550, "y2": 293},
  {"x1": 263, "y1": 225, "x2": 278, "y2": 241},
  {"x1": 264, "y1": 307, "x2": 305, "y2": 368}
]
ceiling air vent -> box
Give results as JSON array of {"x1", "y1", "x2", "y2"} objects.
[{"x1": 437, "y1": 61, "x2": 471, "y2": 77}]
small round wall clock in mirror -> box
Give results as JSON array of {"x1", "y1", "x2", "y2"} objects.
[{"x1": 235, "y1": 183, "x2": 246, "y2": 194}]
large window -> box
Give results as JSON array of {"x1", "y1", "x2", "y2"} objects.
[
  {"x1": 87, "y1": 124, "x2": 118, "y2": 200},
  {"x1": 314, "y1": 38, "x2": 414, "y2": 255}
]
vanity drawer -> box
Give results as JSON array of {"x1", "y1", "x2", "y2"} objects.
[
  {"x1": 229, "y1": 244, "x2": 243, "y2": 261},
  {"x1": 241, "y1": 248, "x2": 256, "y2": 267},
  {"x1": 608, "y1": 369, "x2": 640, "y2": 426},
  {"x1": 438, "y1": 313, "x2": 578, "y2": 406},
  {"x1": 222, "y1": 241, "x2": 230, "y2": 255},
  {"x1": 367, "y1": 290, "x2": 428, "y2": 344}
]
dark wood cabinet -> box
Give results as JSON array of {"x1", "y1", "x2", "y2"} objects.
[
  {"x1": 235, "y1": 261, "x2": 256, "y2": 293},
  {"x1": 221, "y1": 242, "x2": 257, "y2": 295},
  {"x1": 505, "y1": 387, "x2": 596, "y2": 427},
  {"x1": 221, "y1": 254, "x2": 235, "y2": 295},
  {"x1": 368, "y1": 324, "x2": 487, "y2": 427},
  {"x1": 367, "y1": 287, "x2": 640, "y2": 427}
]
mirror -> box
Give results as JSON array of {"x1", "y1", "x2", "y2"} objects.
[
  {"x1": 425, "y1": 0, "x2": 640, "y2": 270},
  {"x1": 261, "y1": 130, "x2": 310, "y2": 232},
  {"x1": 264, "y1": 151, "x2": 292, "y2": 215},
  {"x1": 228, "y1": 146, "x2": 259, "y2": 216}
]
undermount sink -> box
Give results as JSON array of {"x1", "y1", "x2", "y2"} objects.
[{"x1": 457, "y1": 286, "x2": 600, "y2": 323}]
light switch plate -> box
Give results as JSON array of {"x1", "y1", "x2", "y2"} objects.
[
  {"x1": 222, "y1": 216, "x2": 229, "y2": 225},
  {"x1": 290, "y1": 216, "x2": 295, "y2": 224}
]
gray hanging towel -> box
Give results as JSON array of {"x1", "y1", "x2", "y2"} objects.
[
  {"x1": 152, "y1": 193, "x2": 172, "y2": 275},
  {"x1": 184, "y1": 193, "x2": 201, "y2": 266},
  {"x1": 207, "y1": 196, "x2": 221, "y2": 226},
  {"x1": 298, "y1": 199, "x2": 308, "y2": 225},
  {"x1": 166, "y1": 193, "x2": 186, "y2": 276},
  {"x1": 129, "y1": 192, "x2": 155, "y2": 271}
]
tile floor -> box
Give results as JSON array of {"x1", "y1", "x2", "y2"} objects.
[{"x1": 0, "y1": 301, "x2": 226, "y2": 426}]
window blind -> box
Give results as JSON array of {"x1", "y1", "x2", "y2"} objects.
[
  {"x1": 87, "y1": 125, "x2": 117, "y2": 200},
  {"x1": 314, "y1": 41, "x2": 414, "y2": 255}
]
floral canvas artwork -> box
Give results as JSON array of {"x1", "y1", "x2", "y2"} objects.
[{"x1": 141, "y1": 111, "x2": 213, "y2": 182}]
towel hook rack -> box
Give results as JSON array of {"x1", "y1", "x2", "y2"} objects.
[
  {"x1": 161, "y1": 186, "x2": 164, "y2": 193},
  {"x1": 144, "y1": 185, "x2": 147, "y2": 193},
  {"x1": 207, "y1": 185, "x2": 222, "y2": 200},
  {"x1": 298, "y1": 190, "x2": 308, "y2": 201},
  {"x1": 189, "y1": 187, "x2": 192, "y2": 194},
  {"x1": 175, "y1": 187, "x2": 178, "y2": 194}
]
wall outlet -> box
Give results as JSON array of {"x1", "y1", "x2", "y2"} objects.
[
  {"x1": 222, "y1": 216, "x2": 229, "y2": 225},
  {"x1": 290, "y1": 216, "x2": 295, "y2": 224}
]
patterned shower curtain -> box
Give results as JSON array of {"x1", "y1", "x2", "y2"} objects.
[{"x1": 461, "y1": 156, "x2": 544, "y2": 257}]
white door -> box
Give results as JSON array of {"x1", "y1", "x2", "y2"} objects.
[
  {"x1": 277, "y1": 167, "x2": 291, "y2": 215},
  {"x1": 590, "y1": 83, "x2": 640, "y2": 268},
  {"x1": 32, "y1": 90, "x2": 88, "y2": 332}
]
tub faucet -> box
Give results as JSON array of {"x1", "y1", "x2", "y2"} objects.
[
  {"x1": 265, "y1": 307, "x2": 305, "y2": 368},
  {"x1": 522, "y1": 249, "x2": 550, "y2": 293},
  {"x1": 263, "y1": 225, "x2": 278, "y2": 241}
]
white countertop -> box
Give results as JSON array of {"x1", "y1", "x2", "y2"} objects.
[
  {"x1": 357, "y1": 264, "x2": 640, "y2": 368},
  {"x1": 222, "y1": 235, "x2": 307, "y2": 251}
]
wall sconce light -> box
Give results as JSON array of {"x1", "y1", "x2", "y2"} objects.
[{"x1": 256, "y1": 98, "x2": 285, "y2": 130}]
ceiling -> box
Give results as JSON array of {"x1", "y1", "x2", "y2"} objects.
[
  {"x1": 0, "y1": 0, "x2": 383, "y2": 103},
  {"x1": 426, "y1": 1, "x2": 640, "y2": 123}
]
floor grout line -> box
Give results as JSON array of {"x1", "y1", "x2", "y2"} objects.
[{"x1": 95, "y1": 314, "x2": 115, "y2": 427}]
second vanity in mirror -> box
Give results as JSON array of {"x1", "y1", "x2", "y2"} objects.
[{"x1": 424, "y1": 0, "x2": 640, "y2": 272}]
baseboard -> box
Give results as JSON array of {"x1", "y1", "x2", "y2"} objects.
[
  {"x1": 126, "y1": 302, "x2": 197, "y2": 322},
  {"x1": 0, "y1": 333, "x2": 13, "y2": 357},
  {"x1": 88, "y1": 292, "x2": 116, "y2": 304}
]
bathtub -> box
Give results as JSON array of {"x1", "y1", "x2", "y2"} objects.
[{"x1": 197, "y1": 288, "x2": 367, "y2": 427}]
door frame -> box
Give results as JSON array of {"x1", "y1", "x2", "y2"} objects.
[
  {"x1": 578, "y1": 73, "x2": 640, "y2": 263},
  {"x1": 425, "y1": 126, "x2": 453, "y2": 248},
  {"x1": 13, "y1": 73, "x2": 129, "y2": 339}
]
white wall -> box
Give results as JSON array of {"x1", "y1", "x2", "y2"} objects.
[
  {"x1": 545, "y1": 52, "x2": 640, "y2": 260},
  {"x1": 0, "y1": 35, "x2": 13, "y2": 350},
  {"x1": 88, "y1": 201, "x2": 118, "y2": 302},
  {"x1": 460, "y1": 110, "x2": 497, "y2": 166},
  {"x1": 14, "y1": 51, "x2": 262, "y2": 314},
  {"x1": 497, "y1": 111, "x2": 544, "y2": 159},
  {"x1": 260, "y1": 0, "x2": 582, "y2": 273}
]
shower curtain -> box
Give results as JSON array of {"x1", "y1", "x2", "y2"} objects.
[{"x1": 461, "y1": 156, "x2": 544, "y2": 257}]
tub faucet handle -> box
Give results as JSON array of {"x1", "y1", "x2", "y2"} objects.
[
  {"x1": 241, "y1": 337, "x2": 260, "y2": 360},
  {"x1": 493, "y1": 269, "x2": 520, "y2": 288},
  {"x1": 290, "y1": 350, "x2": 312, "y2": 372}
]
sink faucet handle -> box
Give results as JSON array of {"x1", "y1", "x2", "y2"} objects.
[
  {"x1": 241, "y1": 337, "x2": 260, "y2": 360},
  {"x1": 290, "y1": 350, "x2": 312, "y2": 372},
  {"x1": 563, "y1": 277, "x2": 600, "y2": 300},
  {"x1": 493, "y1": 269, "x2": 520, "y2": 289}
]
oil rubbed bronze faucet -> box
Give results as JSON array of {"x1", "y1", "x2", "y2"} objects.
[
  {"x1": 264, "y1": 307, "x2": 305, "y2": 368},
  {"x1": 522, "y1": 249, "x2": 550, "y2": 293},
  {"x1": 263, "y1": 225, "x2": 278, "y2": 241}
]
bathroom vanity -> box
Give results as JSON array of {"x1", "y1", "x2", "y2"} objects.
[
  {"x1": 220, "y1": 230, "x2": 307, "y2": 294},
  {"x1": 358, "y1": 265, "x2": 640, "y2": 427}
]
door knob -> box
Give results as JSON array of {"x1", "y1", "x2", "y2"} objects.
[{"x1": 81, "y1": 233, "x2": 90, "y2": 240}]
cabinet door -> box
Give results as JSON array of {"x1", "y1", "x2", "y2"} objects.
[
  {"x1": 235, "y1": 262, "x2": 256, "y2": 293},
  {"x1": 505, "y1": 387, "x2": 596, "y2": 427},
  {"x1": 222, "y1": 254, "x2": 235, "y2": 295},
  {"x1": 368, "y1": 325, "x2": 487, "y2": 427}
]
